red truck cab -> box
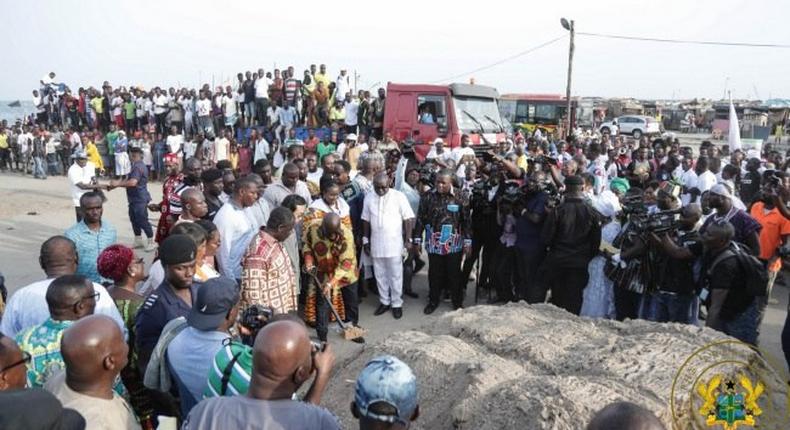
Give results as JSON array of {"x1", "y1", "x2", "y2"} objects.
[{"x1": 383, "y1": 82, "x2": 507, "y2": 159}]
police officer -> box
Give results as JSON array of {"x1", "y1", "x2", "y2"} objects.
[{"x1": 134, "y1": 234, "x2": 197, "y2": 374}]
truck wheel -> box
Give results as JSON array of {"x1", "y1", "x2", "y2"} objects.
[{"x1": 632, "y1": 129, "x2": 642, "y2": 139}]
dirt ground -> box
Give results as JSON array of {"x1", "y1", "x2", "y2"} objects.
[{"x1": 1, "y1": 171, "x2": 788, "y2": 428}]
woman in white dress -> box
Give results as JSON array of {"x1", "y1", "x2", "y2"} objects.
[{"x1": 580, "y1": 194, "x2": 622, "y2": 319}]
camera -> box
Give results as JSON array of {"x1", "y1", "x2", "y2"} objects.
[
  {"x1": 533, "y1": 155, "x2": 559, "y2": 166},
  {"x1": 240, "y1": 304, "x2": 274, "y2": 332},
  {"x1": 631, "y1": 209, "x2": 682, "y2": 235}
]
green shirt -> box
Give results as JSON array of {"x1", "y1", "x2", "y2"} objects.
[
  {"x1": 124, "y1": 102, "x2": 137, "y2": 120},
  {"x1": 16, "y1": 318, "x2": 73, "y2": 388},
  {"x1": 203, "y1": 342, "x2": 253, "y2": 398},
  {"x1": 107, "y1": 131, "x2": 119, "y2": 153},
  {"x1": 316, "y1": 142, "x2": 336, "y2": 163}
]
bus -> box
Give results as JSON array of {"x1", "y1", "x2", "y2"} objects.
[{"x1": 498, "y1": 94, "x2": 577, "y2": 137}]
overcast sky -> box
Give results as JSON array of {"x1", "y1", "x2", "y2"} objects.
[{"x1": 2, "y1": 0, "x2": 788, "y2": 101}]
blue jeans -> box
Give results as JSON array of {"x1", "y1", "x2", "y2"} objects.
[
  {"x1": 32, "y1": 156, "x2": 47, "y2": 178},
  {"x1": 646, "y1": 291, "x2": 696, "y2": 324},
  {"x1": 722, "y1": 299, "x2": 760, "y2": 345}
]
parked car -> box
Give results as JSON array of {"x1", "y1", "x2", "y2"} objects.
[{"x1": 599, "y1": 115, "x2": 661, "y2": 138}]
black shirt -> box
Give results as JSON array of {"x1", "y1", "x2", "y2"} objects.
[
  {"x1": 655, "y1": 230, "x2": 702, "y2": 294},
  {"x1": 704, "y1": 245, "x2": 755, "y2": 321},
  {"x1": 541, "y1": 197, "x2": 601, "y2": 269}
]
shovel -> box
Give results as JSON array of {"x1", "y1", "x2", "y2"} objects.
[{"x1": 306, "y1": 270, "x2": 366, "y2": 343}]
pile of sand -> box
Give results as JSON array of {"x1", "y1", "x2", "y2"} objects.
[{"x1": 323, "y1": 303, "x2": 788, "y2": 429}]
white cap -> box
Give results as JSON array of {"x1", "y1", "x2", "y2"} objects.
[
  {"x1": 710, "y1": 183, "x2": 733, "y2": 199},
  {"x1": 433, "y1": 138, "x2": 444, "y2": 145},
  {"x1": 346, "y1": 133, "x2": 357, "y2": 141}
]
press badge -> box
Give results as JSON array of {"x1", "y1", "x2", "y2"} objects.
[{"x1": 447, "y1": 204, "x2": 459, "y2": 213}]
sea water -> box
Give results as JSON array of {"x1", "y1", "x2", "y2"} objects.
[{"x1": 0, "y1": 100, "x2": 35, "y2": 123}]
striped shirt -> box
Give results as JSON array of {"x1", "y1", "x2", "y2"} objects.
[{"x1": 203, "y1": 342, "x2": 253, "y2": 399}]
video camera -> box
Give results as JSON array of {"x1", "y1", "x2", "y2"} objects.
[
  {"x1": 239, "y1": 304, "x2": 274, "y2": 346},
  {"x1": 529, "y1": 155, "x2": 559, "y2": 167},
  {"x1": 631, "y1": 209, "x2": 682, "y2": 235}
]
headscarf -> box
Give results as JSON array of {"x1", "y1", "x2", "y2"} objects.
[{"x1": 97, "y1": 244, "x2": 134, "y2": 282}]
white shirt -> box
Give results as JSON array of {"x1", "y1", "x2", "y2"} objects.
[
  {"x1": 425, "y1": 148, "x2": 453, "y2": 164},
  {"x1": 214, "y1": 201, "x2": 257, "y2": 280},
  {"x1": 214, "y1": 137, "x2": 230, "y2": 162},
  {"x1": 253, "y1": 138, "x2": 270, "y2": 163},
  {"x1": 70, "y1": 132, "x2": 82, "y2": 150},
  {"x1": 696, "y1": 170, "x2": 717, "y2": 194},
  {"x1": 0, "y1": 279, "x2": 126, "y2": 338},
  {"x1": 154, "y1": 94, "x2": 169, "y2": 114},
  {"x1": 166, "y1": 134, "x2": 184, "y2": 155},
  {"x1": 183, "y1": 141, "x2": 197, "y2": 159},
  {"x1": 255, "y1": 77, "x2": 271, "y2": 98},
  {"x1": 196, "y1": 99, "x2": 212, "y2": 117},
  {"x1": 223, "y1": 94, "x2": 237, "y2": 116},
  {"x1": 361, "y1": 189, "x2": 415, "y2": 258},
  {"x1": 245, "y1": 198, "x2": 271, "y2": 230},
  {"x1": 680, "y1": 168, "x2": 698, "y2": 206},
  {"x1": 307, "y1": 168, "x2": 324, "y2": 184},
  {"x1": 111, "y1": 96, "x2": 123, "y2": 116},
  {"x1": 335, "y1": 74, "x2": 350, "y2": 100},
  {"x1": 68, "y1": 161, "x2": 96, "y2": 206},
  {"x1": 33, "y1": 95, "x2": 43, "y2": 111},
  {"x1": 344, "y1": 100, "x2": 359, "y2": 126},
  {"x1": 451, "y1": 147, "x2": 475, "y2": 164},
  {"x1": 309, "y1": 197, "x2": 350, "y2": 218}
]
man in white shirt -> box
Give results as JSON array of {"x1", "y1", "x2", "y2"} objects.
[
  {"x1": 153, "y1": 88, "x2": 169, "y2": 135},
  {"x1": 335, "y1": 69, "x2": 350, "y2": 102},
  {"x1": 0, "y1": 236, "x2": 125, "y2": 338},
  {"x1": 67, "y1": 151, "x2": 103, "y2": 222},
  {"x1": 679, "y1": 156, "x2": 698, "y2": 206},
  {"x1": 214, "y1": 176, "x2": 259, "y2": 281},
  {"x1": 343, "y1": 94, "x2": 359, "y2": 135},
  {"x1": 166, "y1": 126, "x2": 185, "y2": 162},
  {"x1": 425, "y1": 138, "x2": 453, "y2": 167},
  {"x1": 694, "y1": 156, "x2": 717, "y2": 197},
  {"x1": 362, "y1": 173, "x2": 415, "y2": 319},
  {"x1": 214, "y1": 129, "x2": 231, "y2": 163},
  {"x1": 254, "y1": 69, "x2": 271, "y2": 126},
  {"x1": 196, "y1": 92, "x2": 213, "y2": 135}
]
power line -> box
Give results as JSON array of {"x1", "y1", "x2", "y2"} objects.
[
  {"x1": 430, "y1": 35, "x2": 567, "y2": 84},
  {"x1": 577, "y1": 31, "x2": 790, "y2": 48}
]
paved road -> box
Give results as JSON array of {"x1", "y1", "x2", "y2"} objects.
[{"x1": 0, "y1": 172, "x2": 787, "y2": 375}]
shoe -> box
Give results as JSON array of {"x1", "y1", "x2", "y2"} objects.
[
  {"x1": 351, "y1": 336, "x2": 366, "y2": 344},
  {"x1": 133, "y1": 236, "x2": 144, "y2": 249},
  {"x1": 404, "y1": 289, "x2": 419, "y2": 299},
  {"x1": 374, "y1": 304, "x2": 391, "y2": 316},
  {"x1": 144, "y1": 238, "x2": 157, "y2": 253},
  {"x1": 423, "y1": 303, "x2": 438, "y2": 315},
  {"x1": 392, "y1": 307, "x2": 403, "y2": 319},
  {"x1": 453, "y1": 303, "x2": 465, "y2": 311}
]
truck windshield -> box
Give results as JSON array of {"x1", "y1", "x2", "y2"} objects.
[{"x1": 453, "y1": 96, "x2": 503, "y2": 133}]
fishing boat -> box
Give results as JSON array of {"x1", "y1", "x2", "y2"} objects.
[{"x1": 7, "y1": 100, "x2": 21, "y2": 107}]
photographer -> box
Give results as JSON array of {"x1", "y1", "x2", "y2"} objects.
[
  {"x1": 460, "y1": 162, "x2": 502, "y2": 293},
  {"x1": 540, "y1": 175, "x2": 602, "y2": 315},
  {"x1": 647, "y1": 204, "x2": 704, "y2": 324},
  {"x1": 515, "y1": 171, "x2": 551, "y2": 303},
  {"x1": 491, "y1": 180, "x2": 522, "y2": 303}
]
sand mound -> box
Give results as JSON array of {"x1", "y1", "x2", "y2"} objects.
[{"x1": 323, "y1": 303, "x2": 789, "y2": 429}]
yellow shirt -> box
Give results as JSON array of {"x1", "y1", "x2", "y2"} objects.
[
  {"x1": 314, "y1": 72, "x2": 330, "y2": 89},
  {"x1": 329, "y1": 106, "x2": 345, "y2": 122},
  {"x1": 516, "y1": 154, "x2": 528, "y2": 171},
  {"x1": 90, "y1": 97, "x2": 104, "y2": 114},
  {"x1": 85, "y1": 141, "x2": 103, "y2": 170},
  {"x1": 0, "y1": 133, "x2": 8, "y2": 149}
]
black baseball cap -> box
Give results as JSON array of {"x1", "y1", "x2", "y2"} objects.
[{"x1": 187, "y1": 277, "x2": 240, "y2": 330}]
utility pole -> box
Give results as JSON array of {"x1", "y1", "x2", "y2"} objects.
[{"x1": 561, "y1": 18, "x2": 575, "y2": 139}]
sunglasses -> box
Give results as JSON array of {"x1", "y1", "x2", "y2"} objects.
[{"x1": 0, "y1": 351, "x2": 31, "y2": 373}]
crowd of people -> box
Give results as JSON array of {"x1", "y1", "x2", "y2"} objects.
[{"x1": 0, "y1": 68, "x2": 788, "y2": 429}]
